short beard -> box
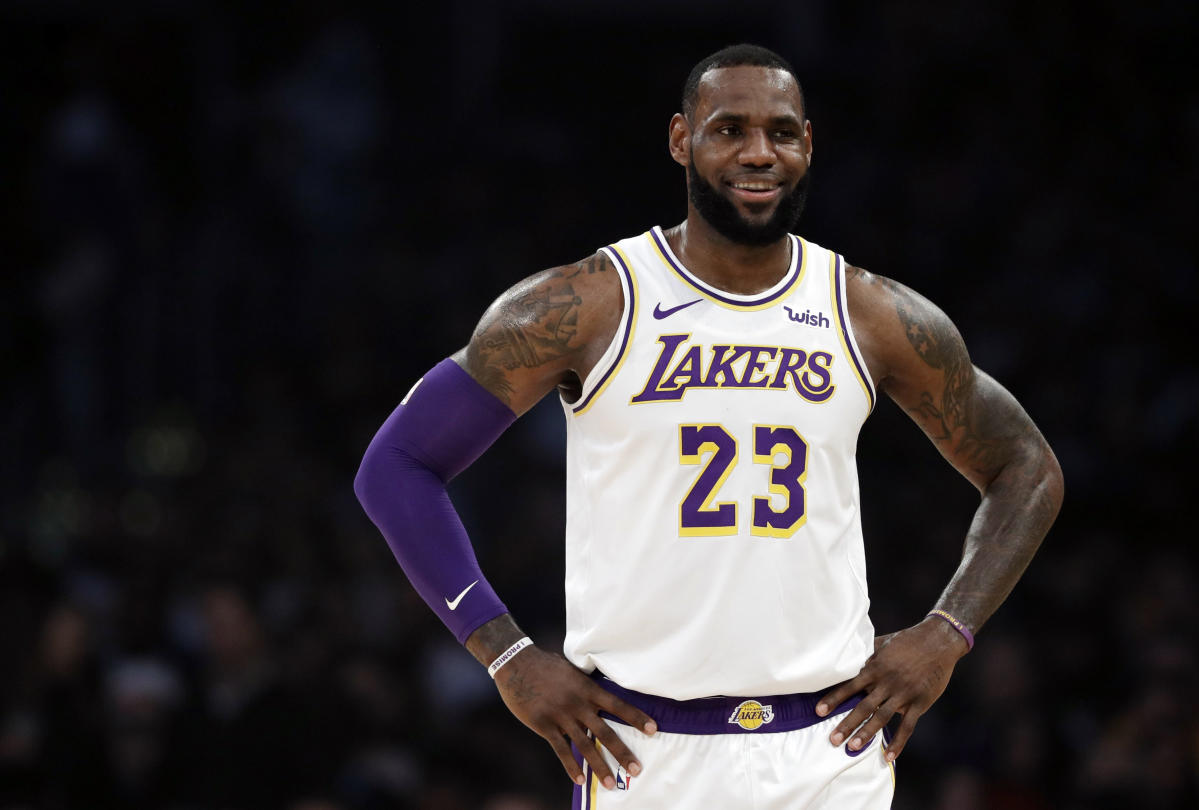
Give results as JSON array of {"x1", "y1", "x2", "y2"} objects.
[{"x1": 687, "y1": 159, "x2": 810, "y2": 246}]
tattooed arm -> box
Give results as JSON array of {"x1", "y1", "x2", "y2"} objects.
[
  {"x1": 451, "y1": 253, "x2": 657, "y2": 789},
  {"x1": 452, "y1": 251, "x2": 624, "y2": 415},
  {"x1": 817, "y1": 265, "x2": 1064, "y2": 760}
]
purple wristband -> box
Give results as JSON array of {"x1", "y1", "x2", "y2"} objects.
[
  {"x1": 927, "y1": 609, "x2": 975, "y2": 651},
  {"x1": 354, "y1": 359, "x2": 517, "y2": 643}
]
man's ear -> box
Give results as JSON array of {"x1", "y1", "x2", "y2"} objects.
[{"x1": 668, "y1": 113, "x2": 691, "y2": 167}]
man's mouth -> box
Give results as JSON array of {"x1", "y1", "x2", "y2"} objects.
[{"x1": 727, "y1": 179, "x2": 784, "y2": 203}]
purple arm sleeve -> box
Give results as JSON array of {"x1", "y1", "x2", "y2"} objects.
[{"x1": 353, "y1": 358, "x2": 517, "y2": 643}]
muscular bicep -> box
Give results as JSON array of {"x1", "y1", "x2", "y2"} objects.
[
  {"x1": 452, "y1": 252, "x2": 622, "y2": 417},
  {"x1": 874, "y1": 283, "x2": 1039, "y2": 492}
]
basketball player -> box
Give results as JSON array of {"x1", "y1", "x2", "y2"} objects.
[{"x1": 355, "y1": 44, "x2": 1063, "y2": 807}]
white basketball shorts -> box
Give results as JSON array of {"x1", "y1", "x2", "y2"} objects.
[{"x1": 572, "y1": 676, "x2": 895, "y2": 809}]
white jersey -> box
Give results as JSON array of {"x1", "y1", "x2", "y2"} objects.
[{"x1": 561, "y1": 226, "x2": 878, "y2": 700}]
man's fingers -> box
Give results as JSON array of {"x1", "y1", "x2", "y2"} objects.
[
  {"x1": 883, "y1": 709, "x2": 921, "y2": 762},
  {"x1": 571, "y1": 725, "x2": 617, "y2": 791},
  {"x1": 845, "y1": 699, "x2": 897, "y2": 751},
  {"x1": 828, "y1": 694, "x2": 883, "y2": 745},
  {"x1": 815, "y1": 678, "x2": 863, "y2": 718},
  {"x1": 588, "y1": 715, "x2": 643, "y2": 778},
  {"x1": 594, "y1": 688, "x2": 658, "y2": 736},
  {"x1": 546, "y1": 731, "x2": 585, "y2": 786}
]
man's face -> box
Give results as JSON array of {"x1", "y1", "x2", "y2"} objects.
[{"x1": 678, "y1": 66, "x2": 812, "y2": 245}]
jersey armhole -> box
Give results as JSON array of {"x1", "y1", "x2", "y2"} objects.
[
  {"x1": 565, "y1": 245, "x2": 638, "y2": 416},
  {"x1": 830, "y1": 253, "x2": 877, "y2": 414}
]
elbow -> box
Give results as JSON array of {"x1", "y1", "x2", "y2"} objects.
[
  {"x1": 986, "y1": 436, "x2": 1064, "y2": 528},
  {"x1": 1042, "y1": 443, "x2": 1065, "y2": 519},
  {"x1": 1018, "y1": 436, "x2": 1064, "y2": 536},
  {"x1": 353, "y1": 441, "x2": 383, "y2": 515},
  {"x1": 353, "y1": 460, "x2": 368, "y2": 507},
  {"x1": 353, "y1": 437, "x2": 436, "y2": 519}
]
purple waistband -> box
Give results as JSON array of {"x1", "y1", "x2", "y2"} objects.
[{"x1": 593, "y1": 673, "x2": 863, "y2": 735}]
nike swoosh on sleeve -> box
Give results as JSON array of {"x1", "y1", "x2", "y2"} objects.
[
  {"x1": 652, "y1": 299, "x2": 703, "y2": 319},
  {"x1": 445, "y1": 580, "x2": 479, "y2": 610}
]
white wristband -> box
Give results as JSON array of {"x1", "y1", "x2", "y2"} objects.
[{"x1": 488, "y1": 637, "x2": 533, "y2": 678}]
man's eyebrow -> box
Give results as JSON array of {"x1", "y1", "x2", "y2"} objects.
[
  {"x1": 707, "y1": 112, "x2": 803, "y2": 127},
  {"x1": 769, "y1": 115, "x2": 804, "y2": 127}
]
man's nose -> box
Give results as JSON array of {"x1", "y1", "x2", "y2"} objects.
[{"x1": 739, "y1": 129, "x2": 776, "y2": 166}]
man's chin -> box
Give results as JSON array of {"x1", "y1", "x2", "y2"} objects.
[
  {"x1": 714, "y1": 198, "x2": 767, "y2": 224},
  {"x1": 729, "y1": 212, "x2": 782, "y2": 238},
  {"x1": 736, "y1": 208, "x2": 778, "y2": 226}
]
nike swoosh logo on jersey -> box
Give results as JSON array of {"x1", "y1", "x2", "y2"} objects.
[
  {"x1": 445, "y1": 580, "x2": 479, "y2": 610},
  {"x1": 653, "y1": 299, "x2": 703, "y2": 319}
]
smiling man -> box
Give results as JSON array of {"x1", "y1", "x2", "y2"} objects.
[{"x1": 355, "y1": 44, "x2": 1063, "y2": 808}]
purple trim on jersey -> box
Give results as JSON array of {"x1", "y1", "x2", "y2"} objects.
[
  {"x1": 570, "y1": 740, "x2": 585, "y2": 810},
  {"x1": 845, "y1": 736, "x2": 874, "y2": 757},
  {"x1": 573, "y1": 738, "x2": 587, "y2": 810},
  {"x1": 572, "y1": 247, "x2": 636, "y2": 413},
  {"x1": 650, "y1": 226, "x2": 802, "y2": 308},
  {"x1": 833, "y1": 253, "x2": 876, "y2": 412},
  {"x1": 354, "y1": 359, "x2": 516, "y2": 643},
  {"x1": 592, "y1": 673, "x2": 863, "y2": 735},
  {"x1": 847, "y1": 722, "x2": 894, "y2": 757}
]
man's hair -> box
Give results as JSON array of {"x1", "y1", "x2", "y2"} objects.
[{"x1": 681, "y1": 43, "x2": 804, "y2": 122}]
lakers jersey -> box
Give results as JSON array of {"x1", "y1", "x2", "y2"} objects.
[{"x1": 560, "y1": 226, "x2": 878, "y2": 700}]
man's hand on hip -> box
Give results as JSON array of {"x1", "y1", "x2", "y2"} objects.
[
  {"x1": 814, "y1": 617, "x2": 969, "y2": 761},
  {"x1": 494, "y1": 646, "x2": 658, "y2": 789}
]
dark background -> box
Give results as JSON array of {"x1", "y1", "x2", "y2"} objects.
[{"x1": 1, "y1": 1, "x2": 1196, "y2": 808}]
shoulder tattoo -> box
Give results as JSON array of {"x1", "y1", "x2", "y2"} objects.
[
  {"x1": 466, "y1": 254, "x2": 611, "y2": 404},
  {"x1": 561, "y1": 253, "x2": 611, "y2": 279}
]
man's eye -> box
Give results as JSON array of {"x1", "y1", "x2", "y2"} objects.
[
  {"x1": 718, "y1": 126, "x2": 741, "y2": 136},
  {"x1": 774, "y1": 130, "x2": 797, "y2": 139}
]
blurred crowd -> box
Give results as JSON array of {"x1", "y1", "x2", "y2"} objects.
[{"x1": 1, "y1": 2, "x2": 1195, "y2": 809}]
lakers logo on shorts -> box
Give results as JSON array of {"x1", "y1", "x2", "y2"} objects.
[{"x1": 728, "y1": 700, "x2": 775, "y2": 730}]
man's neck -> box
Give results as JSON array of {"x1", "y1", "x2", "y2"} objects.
[{"x1": 664, "y1": 214, "x2": 793, "y2": 295}]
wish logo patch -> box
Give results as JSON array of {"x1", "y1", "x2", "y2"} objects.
[{"x1": 728, "y1": 700, "x2": 775, "y2": 731}]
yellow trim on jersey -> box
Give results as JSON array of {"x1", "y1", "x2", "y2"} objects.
[
  {"x1": 678, "y1": 423, "x2": 739, "y2": 537},
  {"x1": 829, "y1": 254, "x2": 875, "y2": 411},
  {"x1": 572, "y1": 244, "x2": 641, "y2": 417},
  {"x1": 647, "y1": 231, "x2": 807, "y2": 312},
  {"x1": 749, "y1": 423, "x2": 809, "y2": 539},
  {"x1": 590, "y1": 737, "x2": 603, "y2": 807}
]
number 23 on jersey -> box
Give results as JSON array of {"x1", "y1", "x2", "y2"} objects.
[{"x1": 678, "y1": 424, "x2": 809, "y2": 538}]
